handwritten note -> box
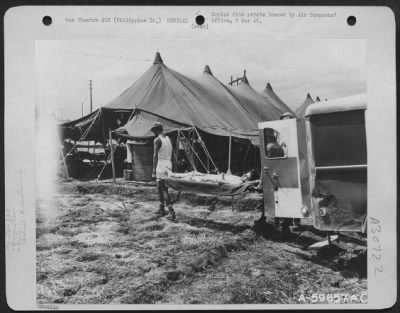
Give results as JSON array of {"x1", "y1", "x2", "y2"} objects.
[{"x1": 370, "y1": 217, "x2": 383, "y2": 276}]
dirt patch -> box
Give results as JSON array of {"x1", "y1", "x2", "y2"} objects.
[
  {"x1": 58, "y1": 180, "x2": 263, "y2": 211},
  {"x1": 37, "y1": 180, "x2": 367, "y2": 304},
  {"x1": 159, "y1": 240, "x2": 366, "y2": 304}
]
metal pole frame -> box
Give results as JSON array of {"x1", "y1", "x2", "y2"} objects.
[
  {"x1": 192, "y1": 127, "x2": 218, "y2": 173},
  {"x1": 180, "y1": 129, "x2": 211, "y2": 173},
  {"x1": 178, "y1": 129, "x2": 198, "y2": 171}
]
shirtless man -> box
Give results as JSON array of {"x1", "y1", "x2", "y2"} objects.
[{"x1": 151, "y1": 122, "x2": 176, "y2": 220}]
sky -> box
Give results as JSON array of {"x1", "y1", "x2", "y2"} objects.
[{"x1": 36, "y1": 39, "x2": 366, "y2": 121}]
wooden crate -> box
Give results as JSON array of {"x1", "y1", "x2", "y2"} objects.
[{"x1": 132, "y1": 144, "x2": 153, "y2": 182}]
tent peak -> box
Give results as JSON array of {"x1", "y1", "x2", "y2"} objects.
[
  {"x1": 266, "y1": 82, "x2": 273, "y2": 90},
  {"x1": 203, "y1": 65, "x2": 213, "y2": 75},
  {"x1": 316, "y1": 96, "x2": 321, "y2": 102},
  {"x1": 306, "y1": 93, "x2": 312, "y2": 99},
  {"x1": 153, "y1": 52, "x2": 164, "y2": 65},
  {"x1": 241, "y1": 75, "x2": 249, "y2": 85}
]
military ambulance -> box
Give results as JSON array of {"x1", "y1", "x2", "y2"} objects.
[{"x1": 258, "y1": 94, "x2": 367, "y2": 234}]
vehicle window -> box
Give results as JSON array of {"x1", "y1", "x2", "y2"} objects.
[
  {"x1": 264, "y1": 128, "x2": 288, "y2": 159},
  {"x1": 309, "y1": 110, "x2": 367, "y2": 166}
]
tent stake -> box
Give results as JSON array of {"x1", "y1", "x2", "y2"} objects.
[{"x1": 109, "y1": 129, "x2": 116, "y2": 184}]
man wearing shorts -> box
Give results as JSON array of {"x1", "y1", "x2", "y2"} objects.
[{"x1": 151, "y1": 122, "x2": 176, "y2": 220}]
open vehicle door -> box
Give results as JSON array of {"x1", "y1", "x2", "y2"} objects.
[{"x1": 258, "y1": 119, "x2": 311, "y2": 219}]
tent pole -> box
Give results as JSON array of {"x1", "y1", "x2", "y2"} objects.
[
  {"x1": 240, "y1": 140, "x2": 252, "y2": 173},
  {"x1": 227, "y1": 135, "x2": 232, "y2": 175},
  {"x1": 96, "y1": 150, "x2": 112, "y2": 181},
  {"x1": 127, "y1": 109, "x2": 136, "y2": 122},
  {"x1": 59, "y1": 141, "x2": 70, "y2": 179},
  {"x1": 101, "y1": 109, "x2": 108, "y2": 170},
  {"x1": 206, "y1": 148, "x2": 210, "y2": 174},
  {"x1": 191, "y1": 130, "x2": 195, "y2": 170},
  {"x1": 101, "y1": 108, "x2": 106, "y2": 146},
  {"x1": 109, "y1": 129, "x2": 116, "y2": 184},
  {"x1": 175, "y1": 131, "x2": 180, "y2": 172}
]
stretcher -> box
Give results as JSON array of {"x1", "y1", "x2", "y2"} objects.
[
  {"x1": 165, "y1": 171, "x2": 256, "y2": 195},
  {"x1": 164, "y1": 171, "x2": 259, "y2": 210}
]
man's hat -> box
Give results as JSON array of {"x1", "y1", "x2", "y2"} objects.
[{"x1": 150, "y1": 122, "x2": 163, "y2": 133}]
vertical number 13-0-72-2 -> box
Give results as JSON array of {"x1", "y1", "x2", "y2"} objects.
[{"x1": 370, "y1": 217, "x2": 383, "y2": 276}]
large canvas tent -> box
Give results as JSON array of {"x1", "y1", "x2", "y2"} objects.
[
  {"x1": 111, "y1": 55, "x2": 259, "y2": 140},
  {"x1": 59, "y1": 52, "x2": 298, "y2": 179},
  {"x1": 60, "y1": 52, "x2": 297, "y2": 143}
]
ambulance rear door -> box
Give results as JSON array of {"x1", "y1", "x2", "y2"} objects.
[{"x1": 258, "y1": 119, "x2": 304, "y2": 218}]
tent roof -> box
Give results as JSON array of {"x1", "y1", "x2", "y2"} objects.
[
  {"x1": 116, "y1": 109, "x2": 259, "y2": 145},
  {"x1": 115, "y1": 110, "x2": 188, "y2": 139},
  {"x1": 260, "y1": 82, "x2": 296, "y2": 117},
  {"x1": 60, "y1": 52, "x2": 290, "y2": 143},
  {"x1": 229, "y1": 76, "x2": 292, "y2": 122},
  {"x1": 295, "y1": 93, "x2": 315, "y2": 117},
  {"x1": 153, "y1": 51, "x2": 163, "y2": 64},
  {"x1": 58, "y1": 109, "x2": 101, "y2": 141},
  {"x1": 105, "y1": 53, "x2": 258, "y2": 136},
  {"x1": 59, "y1": 109, "x2": 100, "y2": 129},
  {"x1": 59, "y1": 108, "x2": 135, "y2": 142},
  {"x1": 203, "y1": 65, "x2": 213, "y2": 75}
]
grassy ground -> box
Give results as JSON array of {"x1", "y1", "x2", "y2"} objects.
[{"x1": 36, "y1": 180, "x2": 367, "y2": 305}]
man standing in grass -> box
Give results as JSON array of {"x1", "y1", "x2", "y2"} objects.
[{"x1": 151, "y1": 122, "x2": 176, "y2": 220}]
